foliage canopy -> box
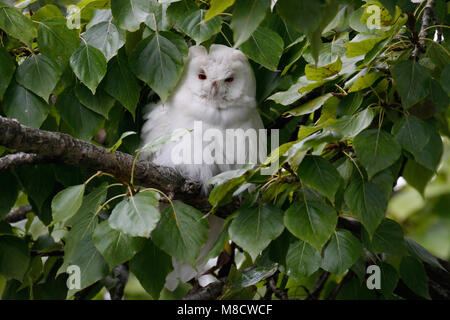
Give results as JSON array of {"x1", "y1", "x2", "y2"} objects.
[{"x1": 0, "y1": 0, "x2": 449, "y2": 300}]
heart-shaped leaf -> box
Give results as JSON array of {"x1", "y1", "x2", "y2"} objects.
[
  {"x1": 229, "y1": 203, "x2": 284, "y2": 261},
  {"x1": 284, "y1": 200, "x2": 337, "y2": 251},
  {"x1": 322, "y1": 230, "x2": 363, "y2": 274},
  {"x1": 178, "y1": 9, "x2": 222, "y2": 44},
  {"x1": 353, "y1": 129, "x2": 402, "y2": 179},
  {"x1": 109, "y1": 191, "x2": 161, "y2": 238},
  {"x1": 151, "y1": 201, "x2": 208, "y2": 266},
  {"x1": 16, "y1": 54, "x2": 62, "y2": 102},
  {"x1": 70, "y1": 43, "x2": 107, "y2": 94},
  {"x1": 130, "y1": 31, "x2": 187, "y2": 101}
]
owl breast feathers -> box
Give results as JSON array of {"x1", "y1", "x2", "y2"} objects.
[{"x1": 140, "y1": 44, "x2": 265, "y2": 189}]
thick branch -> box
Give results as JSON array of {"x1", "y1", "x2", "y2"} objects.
[{"x1": 0, "y1": 116, "x2": 208, "y2": 209}]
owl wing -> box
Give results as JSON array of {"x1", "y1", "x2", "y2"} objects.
[{"x1": 140, "y1": 102, "x2": 171, "y2": 162}]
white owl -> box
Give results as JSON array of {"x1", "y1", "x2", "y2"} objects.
[{"x1": 140, "y1": 44, "x2": 265, "y2": 290}]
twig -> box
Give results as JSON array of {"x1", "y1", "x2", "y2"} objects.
[
  {"x1": 327, "y1": 271, "x2": 353, "y2": 300},
  {"x1": 5, "y1": 205, "x2": 33, "y2": 223},
  {"x1": 306, "y1": 271, "x2": 330, "y2": 300}
]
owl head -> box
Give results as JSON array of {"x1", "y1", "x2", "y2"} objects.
[{"x1": 172, "y1": 44, "x2": 257, "y2": 111}]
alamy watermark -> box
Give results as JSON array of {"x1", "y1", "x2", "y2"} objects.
[
  {"x1": 167, "y1": 121, "x2": 279, "y2": 175},
  {"x1": 66, "y1": 265, "x2": 81, "y2": 290}
]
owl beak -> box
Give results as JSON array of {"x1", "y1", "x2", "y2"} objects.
[{"x1": 211, "y1": 81, "x2": 218, "y2": 97}]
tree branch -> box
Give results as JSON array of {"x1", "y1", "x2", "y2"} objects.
[
  {"x1": 0, "y1": 152, "x2": 51, "y2": 171},
  {"x1": 0, "y1": 116, "x2": 209, "y2": 210},
  {"x1": 182, "y1": 278, "x2": 226, "y2": 300},
  {"x1": 5, "y1": 204, "x2": 33, "y2": 223},
  {"x1": 411, "y1": 0, "x2": 435, "y2": 60}
]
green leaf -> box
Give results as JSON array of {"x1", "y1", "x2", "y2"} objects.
[
  {"x1": 378, "y1": 262, "x2": 399, "y2": 297},
  {"x1": 83, "y1": 20, "x2": 125, "y2": 61},
  {"x1": 108, "y1": 131, "x2": 137, "y2": 152},
  {"x1": 297, "y1": 155, "x2": 341, "y2": 203},
  {"x1": 345, "y1": 38, "x2": 382, "y2": 58},
  {"x1": 31, "y1": 4, "x2": 63, "y2": 22},
  {"x1": 130, "y1": 31, "x2": 187, "y2": 101},
  {"x1": 109, "y1": 191, "x2": 161, "y2": 238},
  {"x1": 37, "y1": 17, "x2": 80, "y2": 61},
  {"x1": 348, "y1": 72, "x2": 382, "y2": 93},
  {"x1": 276, "y1": 0, "x2": 325, "y2": 34},
  {"x1": 15, "y1": 54, "x2": 62, "y2": 102},
  {"x1": 329, "y1": 108, "x2": 374, "y2": 139},
  {"x1": 151, "y1": 201, "x2": 209, "y2": 266},
  {"x1": 111, "y1": 0, "x2": 151, "y2": 32},
  {"x1": 392, "y1": 60, "x2": 431, "y2": 109},
  {"x1": 143, "y1": 1, "x2": 168, "y2": 32},
  {"x1": 378, "y1": 0, "x2": 397, "y2": 17},
  {"x1": 0, "y1": 172, "x2": 19, "y2": 219},
  {"x1": 209, "y1": 176, "x2": 246, "y2": 208},
  {"x1": 229, "y1": 203, "x2": 284, "y2": 261},
  {"x1": 231, "y1": 265, "x2": 277, "y2": 290},
  {"x1": 57, "y1": 185, "x2": 109, "y2": 296},
  {"x1": 205, "y1": 0, "x2": 235, "y2": 21},
  {"x1": 399, "y1": 256, "x2": 430, "y2": 299},
  {"x1": 56, "y1": 88, "x2": 104, "y2": 141},
  {"x1": 269, "y1": 75, "x2": 328, "y2": 106},
  {"x1": 51, "y1": 184, "x2": 85, "y2": 223},
  {"x1": 0, "y1": 46, "x2": 15, "y2": 100},
  {"x1": 353, "y1": 129, "x2": 402, "y2": 179},
  {"x1": 93, "y1": 220, "x2": 144, "y2": 268},
  {"x1": 178, "y1": 9, "x2": 222, "y2": 44},
  {"x1": 200, "y1": 224, "x2": 229, "y2": 264},
  {"x1": 15, "y1": 165, "x2": 54, "y2": 214},
  {"x1": 2, "y1": 82, "x2": 50, "y2": 128},
  {"x1": 284, "y1": 94, "x2": 332, "y2": 117},
  {"x1": 231, "y1": 0, "x2": 269, "y2": 48},
  {"x1": 337, "y1": 92, "x2": 363, "y2": 116},
  {"x1": 344, "y1": 173, "x2": 388, "y2": 237},
  {"x1": 0, "y1": 4, "x2": 36, "y2": 47},
  {"x1": 70, "y1": 44, "x2": 107, "y2": 94},
  {"x1": 130, "y1": 239, "x2": 173, "y2": 299},
  {"x1": 405, "y1": 238, "x2": 445, "y2": 271},
  {"x1": 0, "y1": 236, "x2": 30, "y2": 281},
  {"x1": 305, "y1": 57, "x2": 342, "y2": 81},
  {"x1": 322, "y1": 230, "x2": 363, "y2": 275},
  {"x1": 403, "y1": 159, "x2": 433, "y2": 195},
  {"x1": 239, "y1": 26, "x2": 284, "y2": 71},
  {"x1": 392, "y1": 115, "x2": 430, "y2": 158},
  {"x1": 102, "y1": 52, "x2": 141, "y2": 118},
  {"x1": 166, "y1": 0, "x2": 197, "y2": 26},
  {"x1": 74, "y1": 84, "x2": 115, "y2": 118},
  {"x1": 361, "y1": 218, "x2": 406, "y2": 255},
  {"x1": 284, "y1": 200, "x2": 337, "y2": 251},
  {"x1": 286, "y1": 239, "x2": 322, "y2": 279},
  {"x1": 414, "y1": 122, "x2": 443, "y2": 171}
]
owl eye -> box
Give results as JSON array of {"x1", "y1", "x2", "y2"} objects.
[
  {"x1": 198, "y1": 73, "x2": 207, "y2": 80},
  {"x1": 225, "y1": 77, "x2": 234, "y2": 83}
]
